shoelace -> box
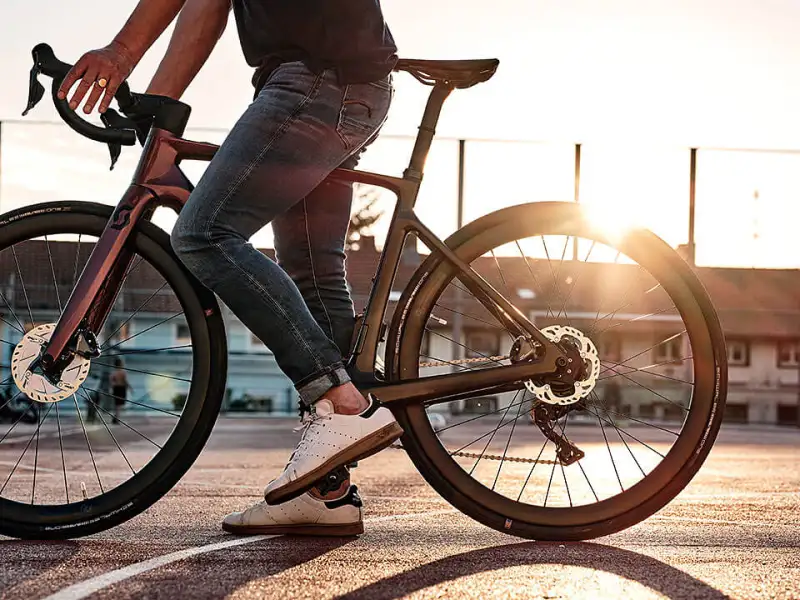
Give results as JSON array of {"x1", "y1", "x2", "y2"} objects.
[{"x1": 287, "y1": 409, "x2": 332, "y2": 463}]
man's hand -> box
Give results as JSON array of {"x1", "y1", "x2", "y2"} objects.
[{"x1": 57, "y1": 42, "x2": 136, "y2": 115}]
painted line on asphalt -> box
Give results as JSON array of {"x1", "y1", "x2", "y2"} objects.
[
  {"x1": 42, "y1": 508, "x2": 457, "y2": 600},
  {"x1": 652, "y1": 515, "x2": 800, "y2": 527}
]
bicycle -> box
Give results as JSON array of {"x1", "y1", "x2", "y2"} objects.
[{"x1": 0, "y1": 43, "x2": 727, "y2": 540}]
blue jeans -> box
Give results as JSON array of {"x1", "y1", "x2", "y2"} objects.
[{"x1": 171, "y1": 61, "x2": 392, "y2": 405}]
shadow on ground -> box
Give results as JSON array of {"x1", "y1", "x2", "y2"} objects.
[{"x1": 334, "y1": 541, "x2": 730, "y2": 600}]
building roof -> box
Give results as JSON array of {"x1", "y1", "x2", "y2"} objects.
[{"x1": 2, "y1": 237, "x2": 798, "y2": 339}]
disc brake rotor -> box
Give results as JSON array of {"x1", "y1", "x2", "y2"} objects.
[
  {"x1": 525, "y1": 325, "x2": 600, "y2": 406},
  {"x1": 11, "y1": 323, "x2": 91, "y2": 403}
]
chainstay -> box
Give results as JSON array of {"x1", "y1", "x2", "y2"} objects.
[{"x1": 389, "y1": 443, "x2": 559, "y2": 465}]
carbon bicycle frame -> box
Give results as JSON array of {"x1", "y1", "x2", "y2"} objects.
[{"x1": 39, "y1": 82, "x2": 565, "y2": 407}]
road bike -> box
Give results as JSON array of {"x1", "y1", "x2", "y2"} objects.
[{"x1": 0, "y1": 44, "x2": 727, "y2": 540}]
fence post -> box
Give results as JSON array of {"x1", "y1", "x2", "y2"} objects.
[
  {"x1": 573, "y1": 143, "x2": 581, "y2": 259},
  {"x1": 451, "y1": 140, "x2": 466, "y2": 372},
  {"x1": 0, "y1": 120, "x2": 3, "y2": 213},
  {"x1": 688, "y1": 148, "x2": 697, "y2": 266}
]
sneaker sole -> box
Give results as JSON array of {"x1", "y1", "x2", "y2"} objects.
[
  {"x1": 264, "y1": 421, "x2": 403, "y2": 506},
  {"x1": 222, "y1": 521, "x2": 364, "y2": 537}
]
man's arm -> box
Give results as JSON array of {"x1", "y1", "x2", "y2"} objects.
[
  {"x1": 58, "y1": 0, "x2": 188, "y2": 113},
  {"x1": 58, "y1": 0, "x2": 230, "y2": 114},
  {"x1": 145, "y1": 0, "x2": 231, "y2": 99}
]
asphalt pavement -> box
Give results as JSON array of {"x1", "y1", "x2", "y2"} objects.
[{"x1": 1, "y1": 418, "x2": 798, "y2": 600}]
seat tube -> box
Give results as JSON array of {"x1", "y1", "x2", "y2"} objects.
[{"x1": 402, "y1": 83, "x2": 452, "y2": 207}]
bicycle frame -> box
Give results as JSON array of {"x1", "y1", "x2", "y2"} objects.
[{"x1": 39, "y1": 82, "x2": 565, "y2": 407}]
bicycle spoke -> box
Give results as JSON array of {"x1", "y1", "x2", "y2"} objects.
[
  {"x1": 599, "y1": 357, "x2": 695, "y2": 386},
  {"x1": 90, "y1": 362, "x2": 192, "y2": 384},
  {"x1": 599, "y1": 330, "x2": 687, "y2": 377},
  {"x1": 589, "y1": 249, "x2": 623, "y2": 328},
  {"x1": 81, "y1": 386, "x2": 181, "y2": 418},
  {"x1": 468, "y1": 392, "x2": 520, "y2": 476},
  {"x1": 557, "y1": 413, "x2": 573, "y2": 507},
  {"x1": 547, "y1": 235, "x2": 573, "y2": 326},
  {"x1": 450, "y1": 408, "x2": 532, "y2": 458},
  {"x1": 433, "y1": 303, "x2": 513, "y2": 335},
  {"x1": 55, "y1": 402, "x2": 69, "y2": 504},
  {"x1": 0, "y1": 390, "x2": 23, "y2": 415},
  {"x1": 516, "y1": 437, "x2": 549, "y2": 502},
  {"x1": 10, "y1": 246, "x2": 35, "y2": 328},
  {"x1": 593, "y1": 397, "x2": 624, "y2": 493},
  {"x1": 0, "y1": 404, "x2": 52, "y2": 496},
  {"x1": 554, "y1": 240, "x2": 595, "y2": 321},
  {"x1": 491, "y1": 391, "x2": 525, "y2": 490},
  {"x1": 434, "y1": 395, "x2": 532, "y2": 434},
  {"x1": 427, "y1": 329, "x2": 506, "y2": 367},
  {"x1": 81, "y1": 398, "x2": 162, "y2": 449},
  {"x1": 79, "y1": 389, "x2": 135, "y2": 475},
  {"x1": 600, "y1": 362, "x2": 690, "y2": 414},
  {"x1": 589, "y1": 281, "x2": 663, "y2": 335},
  {"x1": 515, "y1": 239, "x2": 545, "y2": 301},
  {"x1": 576, "y1": 458, "x2": 599, "y2": 502},
  {"x1": 0, "y1": 396, "x2": 29, "y2": 444},
  {"x1": 44, "y1": 235, "x2": 64, "y2": 314},
  {"x1": 593, "y1": 304, "x2": 677, "y2": 338},
  {"x1": 101, "y1": 344, "x2": 193, "y2": 358},
  {"x1": 590, "y1": 390, "x2": 647, "y2": 478},
  {"x1": 71, "y1": 394, "x2": 103, "y2": 494},
  {"x1": 0, "y1": 288, "x2": 26, "y2": 334},
  {"x1": 102, "y1": 312, "x2": 184, "y2": 353},
  {"x1": 72, "y1": 234, "x2": 83, "y2": 289},
  {"x1": 100, "y1": 281, "x2": 168, "y2": 348},
  {"x1": 584, "y1": 399, "x2": 666, "y2": 459},
  {"x1": 490, "y1": 249, "x2": 513, "y2": 299},
  {"x1": 31, "y1": 405, "x2": 43, "y2": 504},
  {"x1": 543, "y1": 451, "x2": 558, "y2": 507}
]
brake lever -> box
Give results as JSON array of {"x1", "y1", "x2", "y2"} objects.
[
  {"x1": 100, "y1": 109, "x2": 137, "y2": 170},
  {"x1": 22, "y1": 63, "x2": 45, "y2": 117}
]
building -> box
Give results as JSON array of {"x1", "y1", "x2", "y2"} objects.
[{"x1": 1, "y1": 236, "x2": 798, "y2": 425}]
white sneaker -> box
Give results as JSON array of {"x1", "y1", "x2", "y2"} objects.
[
  {"x1": 264, "y1": 394, "x2": 402, "y2": 505},
  {"x1": 222, "y1": 485, "x2": 364, "y2": 536}
]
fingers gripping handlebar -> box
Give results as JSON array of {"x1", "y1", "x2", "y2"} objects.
[{"x1": 22, "y1": 44, "x2": 193, "y2": 170}]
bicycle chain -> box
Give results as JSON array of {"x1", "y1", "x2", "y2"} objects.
[
  {"x1": 418, "y1": 355, "x2": 509, "y2": 368},
  {"x1": 389, "y1": 443, "x2": 559, "y2": 465},
  {"x1": 410, "y1": 355, "x2": 561, "y2": 464}
]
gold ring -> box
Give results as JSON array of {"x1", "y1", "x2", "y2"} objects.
[{"x1": 96, "y1": 78, "x2": 108, "y2": 88}]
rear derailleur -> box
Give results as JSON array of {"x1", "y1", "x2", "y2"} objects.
[{"x1": 531, "y1": 402, "x2": 585, "y2": 466}]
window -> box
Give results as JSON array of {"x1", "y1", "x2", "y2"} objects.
[
  {"x1": 599, "y1": 335, "x2": 622, "y2": 362},
  {"x1": 248, "y1": 332, "x2": 268, "y2": 353},
  {"x1": 777, "y1": 342, "x2": 799, "y2": 369},
  {"x1": 727, "y1": 340, "x2": 750, "y2": 367},
  {"x1": 175, "y1": 323, "x2": 191, "y2": 345},
  {"x1": 465, "y1": 331, "x2": 499, "y2": 359},
  {"x1": 653, "y1": 335, "x2": 682, "y2": 364}
]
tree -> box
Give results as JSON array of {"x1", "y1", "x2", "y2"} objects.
[{"x1": 347, "y1": 185, "x2": 384, "y2": 250}]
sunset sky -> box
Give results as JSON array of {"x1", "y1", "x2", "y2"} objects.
[{"x1": 1, "y1": 0, "x2": 799, "y2": 267}]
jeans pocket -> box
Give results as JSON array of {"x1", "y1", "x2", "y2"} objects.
[{"x1": 335, "y1": 78, "x2": 392, "y2": 150}]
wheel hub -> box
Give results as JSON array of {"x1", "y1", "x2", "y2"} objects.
[
  {"x1": 11, "y1": 323, "x2": 91, "y2": 403},
  {"x1": 524, "y1": 325, "x2": 600, "y2": 405}
]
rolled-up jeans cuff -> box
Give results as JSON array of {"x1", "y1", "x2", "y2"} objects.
[{"x1": 296, "y1": 363, "x2": 351, "y2": 406}]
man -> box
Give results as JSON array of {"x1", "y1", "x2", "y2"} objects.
[{"x1": 59, "y1": 0, "x2": 402, "y2": 536}]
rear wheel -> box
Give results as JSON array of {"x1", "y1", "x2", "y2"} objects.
[
  {"x1": 0, "y1": 202, "x2": 227, "y2": 539},
  {"x1": 388, "y1": 202, "x2": 726, "y2": 540}
]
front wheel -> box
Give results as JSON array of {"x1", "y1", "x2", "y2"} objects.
[
  {"x1": 387, "y1": 202, "x2": 727, "y2": 541},
  {"x1": 0, "y1": 202, "x2": 227, "y2": 539}
]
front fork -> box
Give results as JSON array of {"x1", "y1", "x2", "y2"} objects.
[{"x1": 36, "y1": 185, "x2": 158, "y2": 379}]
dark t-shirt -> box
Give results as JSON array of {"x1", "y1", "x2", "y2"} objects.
[{"x1": 232, "y1": 0, "x2": 398, "y2": 92}]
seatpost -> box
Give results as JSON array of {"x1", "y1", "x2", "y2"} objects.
[{"x1": 403, "y1": 83, "x2": 453, "y2": 196}]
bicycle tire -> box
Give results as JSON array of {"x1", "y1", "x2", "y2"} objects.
[
  {"x1": 387, "y1": 201, "x2": 727, "y2": 541},
  {"x1": 0, "y1": 201, "x2": 227, "y2": 539}
]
